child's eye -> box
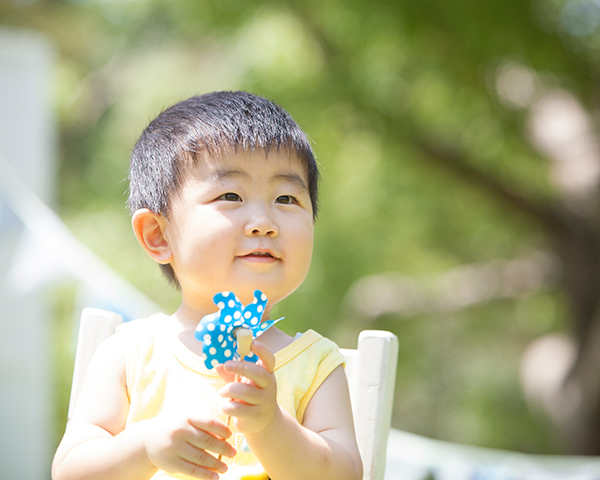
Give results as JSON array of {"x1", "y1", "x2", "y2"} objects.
[
  {"x1": 218, "y1": 193, "x2": 242, "y2": 202},
  {"x1": 275, "y1": 195, "x2": 297, "y2": 205}
]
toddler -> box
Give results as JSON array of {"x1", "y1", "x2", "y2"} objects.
[{"x1": 52, "y1": 91, "x2": 362, "y2": 480}]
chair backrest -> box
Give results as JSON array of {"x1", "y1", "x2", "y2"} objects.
[
  {"x1": 68, "y1": 308, "x2": 124, "y2": 420},
  {"x1": 340, "y1": 331, "x2": 398, "y2": 480},
  {"x1": 68, "y1": 308, "x2": 399, "y2": 480}
]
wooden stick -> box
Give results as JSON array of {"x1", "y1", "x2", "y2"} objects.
[
  {"x1": 235, "y1": 328, "x2": 253, "y2": 360},
  {"x1": 219, "y1": 328, "x2": 253, "y2": 462}
]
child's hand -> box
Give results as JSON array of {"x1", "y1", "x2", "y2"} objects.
[
  {"x1": 217, "y1": 340, "x2": 279, "y2": 435},
  {"x1": 142, "y1": 410, "x2": 236, "y2": 480}
]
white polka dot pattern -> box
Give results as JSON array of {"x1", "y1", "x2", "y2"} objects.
[{"x1": 194, "y1": 290, "x2": 283, "y2": 369}]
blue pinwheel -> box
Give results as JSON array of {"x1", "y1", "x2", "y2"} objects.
[{"x1": 195, "y1": 290, "x2": 282, "y2": 369}]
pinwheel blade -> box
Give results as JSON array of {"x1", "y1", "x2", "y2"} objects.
[{"x1": 195, "y1": 290, "x2": 283, "y2": 369}]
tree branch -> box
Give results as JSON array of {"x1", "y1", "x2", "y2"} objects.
[
  {"x1": 415, "y1": 139, "x2": 571, "y2": 235},
  {"x1": 294, "y1": 5, "x2": 573, "y2": 236}
]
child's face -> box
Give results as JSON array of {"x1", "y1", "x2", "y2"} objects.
[{"x1": 164, "y1": 148, "x2": 314, "y2": 315}]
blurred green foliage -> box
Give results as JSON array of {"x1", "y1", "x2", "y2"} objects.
[{"x1": 2, "y1": 0, "x2": 593, "y2": 455}]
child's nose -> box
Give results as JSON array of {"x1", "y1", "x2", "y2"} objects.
[{"x1": 244, "y1": 205, "x2": 279, "y2": 237}]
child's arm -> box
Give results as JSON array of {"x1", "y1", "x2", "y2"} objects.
[
  {"x1": 52, "y1": 333, "x2": 236, "y2": 480},
  {"x1": 218, "y1": 341, "x2": 363, "y2": 480}
]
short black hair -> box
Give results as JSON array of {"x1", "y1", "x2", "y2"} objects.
[{"x1": 128, "y1": 91, "x2": 319, "y2": 287}]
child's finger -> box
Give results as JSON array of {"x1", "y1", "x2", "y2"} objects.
[
  {"x1": 187, "y1": 428, "x2": 236, "y2": 458},
  {"x1": 221, "y1": 398, "x2": 255, "y2": 418},
  {"x1": 215, "y1": 364, "x2": 236, "y2": 383},
  {"x1": 162, "y1": 457, "x2": 224, "y2": 480},
  {"x1": 250, "y1": 340, "x2": 276, "y2": 373},
  {"x1": 220, "y1": 380, "x2": 261, "y2": 404},
  {"x1": 188, "y1": 414, "x2": 232, "y2": 441},
  {"x1": 222, "y1": 360, "x2": 273, "y2": 390},
  {"x1": 177, "y1": 443, "x2": 229, "y2": 475}
]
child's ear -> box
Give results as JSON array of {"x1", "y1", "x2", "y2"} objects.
[{"x1": 131, "y1": 209, "x2": 173, "y2": 264}]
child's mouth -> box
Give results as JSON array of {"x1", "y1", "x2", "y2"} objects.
[{"x1": 239, "y1": 251, "x2": 277, "y2": 261}]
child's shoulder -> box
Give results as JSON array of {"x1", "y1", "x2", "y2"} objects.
[
  {"x1": 275, "y1": 328, "x2": 343, "y2": 367},
  {"x1": 263, "y1": 327, "x2": 338, "y2": 353},
  {"x1": 294, "y1": 329, "x2": 340, "y2": 350}
]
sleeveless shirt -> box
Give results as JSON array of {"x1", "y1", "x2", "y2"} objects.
[{"x1": 116, "y1": 314, "x2": 345, "y2": 480}]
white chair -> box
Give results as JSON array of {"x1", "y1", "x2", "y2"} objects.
[{"x1": 68, "y1": 308, "x2": 399, "y2": 480}]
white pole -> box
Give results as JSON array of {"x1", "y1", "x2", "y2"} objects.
[{"x1": 0, "y1": 27, "x2": 55, "y2": 480}]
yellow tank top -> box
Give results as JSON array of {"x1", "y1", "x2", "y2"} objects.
[{"x1": 116, "y1": 314, "x2": 345, "y2": 480}]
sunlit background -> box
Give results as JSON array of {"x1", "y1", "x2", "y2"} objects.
[{"x1": 4, "y1": 0, "x2": 600, "y2": 478}]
